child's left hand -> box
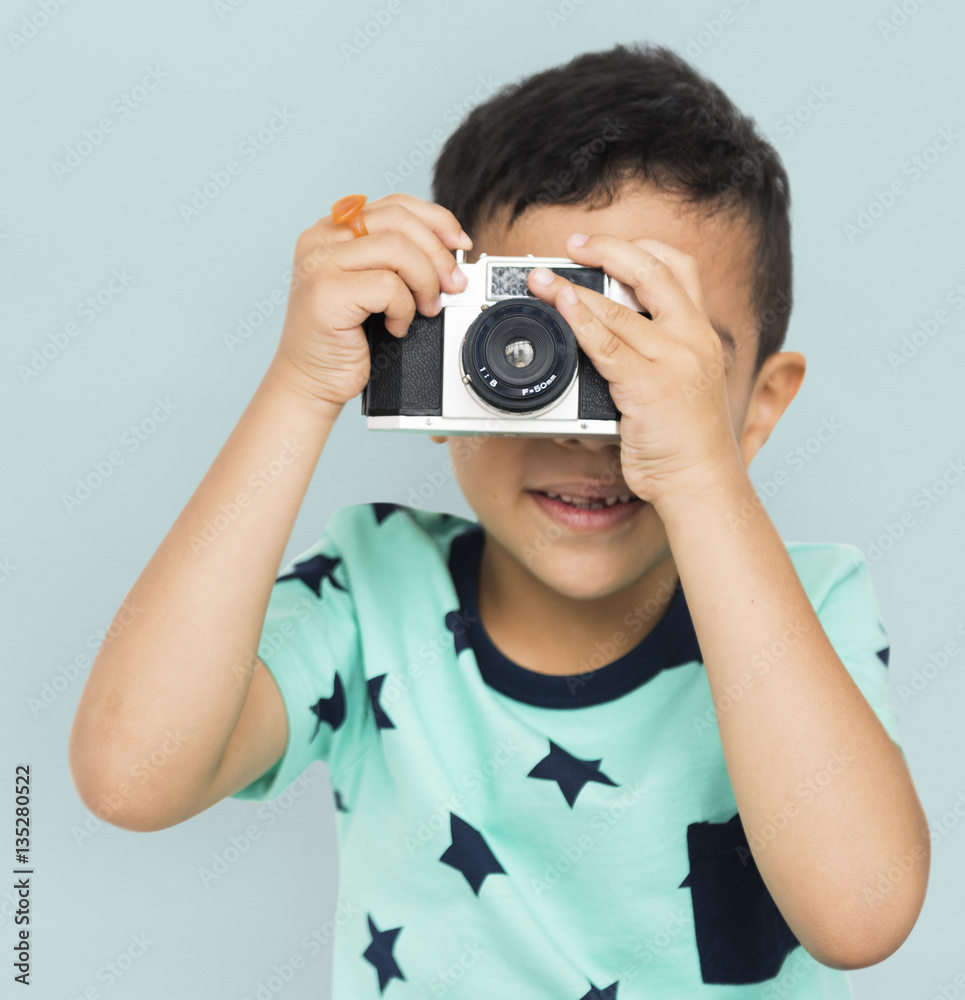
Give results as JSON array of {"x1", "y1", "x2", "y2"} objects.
[{"x1": 526, "y1": 233, "x2": 748, "y2": 512}]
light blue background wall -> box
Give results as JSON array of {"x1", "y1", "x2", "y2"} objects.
[{"x1": 3, "y1": 0, "x2": 963, "y2": 996}]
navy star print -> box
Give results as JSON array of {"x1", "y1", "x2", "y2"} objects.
[
  {"x1": 580, "y1": 981, "x2": 619, "y2": 999},
  {"x1": 276, "y1": 552, "x2": 345, "y2": 597},
  {"x1": 371, "y1": 501, "x2": 455, "y2": 526},
  {"x1": 309, "y1": 672, "x2": 345, "y2": 741},
  {"x1": 528, "y1": 739, "x2": 618, "y2": 807},
  {"x1": 580, "y1": 980, "x2": 619, "y2": 1000},
  {"x1": 367, "y1": 674, "x2": 396, "y2": 730},
  {"x1": 362, "y1": 914, "x2": 406, "y2": 994},
  {"x1": 446, "y1": 608, "x2": 474, "y2": 656},
  {"x1": 371, "y1": 502, "x2": 408, "y2": 525},
  {"x1": 440, "y1": 813, "x2": 506, "y2": 894}
]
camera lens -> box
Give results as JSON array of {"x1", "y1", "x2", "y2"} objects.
[
  {"x1": 484, "y1": 312, "x2": 555, "y2": 384},
  {"x1": 503, "y1": 338, "x2": 534, "y2": 368},
  {"x1": 461, "y1": 299, "x2": 578, "y2": 412}
]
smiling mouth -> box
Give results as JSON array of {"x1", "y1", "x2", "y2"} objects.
[{"x1": 529, "y1": 490, "x2": 645, "y2": 510}]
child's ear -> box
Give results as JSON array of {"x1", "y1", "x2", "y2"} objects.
[
  {"x1": 429, "y1": 435, "x2": 449, "y2": 444},
  {"x1": 738, "y1": 351, "x2": 806, "y2": 466}
]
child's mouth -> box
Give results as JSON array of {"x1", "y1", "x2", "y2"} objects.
[
  {"x1": 528, "y1": 490, "x2": 647, "y2": 532},
  {"x1": 543, "y1": 490, "x2": 638, "y2": 508}
]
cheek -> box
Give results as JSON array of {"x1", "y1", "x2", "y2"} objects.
[
  {"x1": 448, "y1": 437, "x2": 487, "y2": 479},
  {"x1": 447, "y1": 438, "x2": 492, "y2": 499},
  {"x1": 448, "y1": 439, "x2": 524, "y2": 506}
]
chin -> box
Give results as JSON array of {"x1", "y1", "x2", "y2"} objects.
[
  {"x1": 508, "y1": 510, "x2": 673, "y2": 598},
  {"x1": 519, "y1": 546, "x2": 638, "y2": 601}
]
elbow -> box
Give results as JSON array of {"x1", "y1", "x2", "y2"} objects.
[
  {"x1": 810, "y1": 927, "x2": 911, "y2": 972},
  {"x1": 69, "y1": 760, "x2": 179, "y2": 833},
  {"x1": 804, "y1": 846, "x2": 930, "y2": 971},
  {"x1": 809, "y1": 925, "x2": 913, "y2": 971},
  {"x1": 69, "y1": 716, "x2": 211, "y2": 833},
  {"x1": 68, "y1": 718, "x2": 174, "y2": 834}
]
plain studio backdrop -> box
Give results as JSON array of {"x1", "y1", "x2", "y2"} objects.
[{"x1": 2, "y1": 1, "x2": 963, "y2": 997}]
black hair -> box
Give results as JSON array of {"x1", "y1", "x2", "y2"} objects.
[{"x1": 431, "y1": 42, "x2": 793, "y2": 378}]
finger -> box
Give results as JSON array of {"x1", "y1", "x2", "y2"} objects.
[
  {"x1": 306, "y1": 200, "x2": 470, "y2": 298},
  {"x1": 527, "y1": 266, "x2": 661, "y2": 360},
  {"x1": 359, "y1": 203, "x2": 470, "y2": 295},
  {"x1": 314, "y1": 192, "x2": 471, "y2": 248},
  {"x1": 314, "y1": 193, "x2": 472, "y2": 256},
  {"x1": 322, "y1": 268, "x2": 417, "y2": 339},
  {"x1": 629, "y1": 237, "x2": 707, "y2": 314},
  {"x1": 328, "y1": 230, "x2": 448, "y2": 319},
  {"x1": 528, "y1": 268, "x2": 642, "y2": 378},
  {"x1": 563, "y1": 233, "x2": 706, "y2": 325},
  {"x1": 366, "y1": 192, "x2": 473, "y2": 250}
]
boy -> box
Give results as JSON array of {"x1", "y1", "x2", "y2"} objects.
[{"x1": 69, "y1": 42, "x2": 928, "y2": 998}]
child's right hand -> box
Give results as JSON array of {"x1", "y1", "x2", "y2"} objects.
[{"x1": 270, "y1": 193, "x2": 473, "y2": 409}]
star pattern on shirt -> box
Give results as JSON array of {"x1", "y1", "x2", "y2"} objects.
[
  {"x1": 368, "y1": 674, "x2": 396, "y2": 730},
  {"x1": 371, "y1": 501, "x2": 457, "y2": 526},
  {"x1": 527, "y1": 739, "x2": 618, "y2": 807},
  {"x1": 362, "y1": 913, "x2": 406, "y2": 994},
  {"x1": 309, "y1": 672, "x2": 345, "y2": 742},
  {"x1": 273, "y1": 505, "x2": 855, "y2": 993},
  {"x1": 446, "y1": 608, "x2": 474, "y2": 656},
  {"x1": 440, "y1": 813, "x2": 506, "y2": 895},
  {"x1": 276, "y1": 552, "x2": 346, "y2": 597},
  {"x1": 580, "y1": 981, "x2": 619, "y2": 999},
  {"x1": 371, "y1": 502, "x2": 410, "y2": 525}
]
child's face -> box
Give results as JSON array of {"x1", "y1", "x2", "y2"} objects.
[{"x1": 430, "y1": 179, "x2": 800, "y2": 601}]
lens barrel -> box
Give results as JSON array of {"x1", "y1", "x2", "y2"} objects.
[{"x1": 461, "y1": 299, "x2": 578, "y2": 413}]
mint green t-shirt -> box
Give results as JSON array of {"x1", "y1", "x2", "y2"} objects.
[{"x1": 232, "y1": 502, "x2": 900, "y2": 999}]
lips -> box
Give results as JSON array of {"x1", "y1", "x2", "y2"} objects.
[
  {"x1": 528, "y1": 490, "x2": 646, "y2": 532},
  {"x1": 527, "y1": 481, "x2": 641, "y2": 508},
  {"x1": 536, "y1": 491, "x2": 636, "y2": 509}
]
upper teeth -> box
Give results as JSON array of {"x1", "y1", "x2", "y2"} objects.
[{"x1": 545, "y1": 492, "x2": 633, "y2": 507}]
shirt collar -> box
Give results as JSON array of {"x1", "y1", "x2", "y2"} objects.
[{"x1": 448, "y1": 523, "x2": 702, "y2": 709}]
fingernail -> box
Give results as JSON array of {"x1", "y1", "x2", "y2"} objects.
[
  {"x1": 429, "y1": 295, "x2": 443, "y2": 314},
  {"x1": 442, "y1": 229, "x2": 473, "y2": 250},
  {"x1": 561, "y1": 285, "x2": 579, "y2": 305},
  {"x1": 450, "y1": 265, "x2": 468, "y2": 287},
  {"x1": 568, "y1": 233, "x2": 589, "y2": 247},
  {"x1": 530, "y1": 266, "x2": 554, "y2": 286}
]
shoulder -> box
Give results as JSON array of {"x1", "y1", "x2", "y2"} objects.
[
  {"x1": 316, "y1": 504, "x2": 479, "y2": 620},
  {"x1": 783, "y1": 540, "x2": 871, "y2": 608}
]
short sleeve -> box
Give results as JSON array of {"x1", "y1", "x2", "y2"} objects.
[
  {"x1": 231, "y1": 515, "x2": 369, "y2": 802},
  {"x1": 815, "y1": 546, "x2": 901, "y2": 751}
]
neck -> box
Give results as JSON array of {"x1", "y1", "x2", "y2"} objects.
[{"x1": 476, "y1": 531, "x2": 680, "y2": 677}]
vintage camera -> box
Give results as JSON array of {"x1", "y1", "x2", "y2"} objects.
[{"x1": 360, "y1": 252, "x2": 649, "y2": 437}]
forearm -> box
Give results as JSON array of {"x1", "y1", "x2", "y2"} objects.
[
  {"x1": 69, "y1": 359, "x2": 342, "y2": 824},
  {"x1": 657, "y1": 469, "x2": 928, "y2": 967}
]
